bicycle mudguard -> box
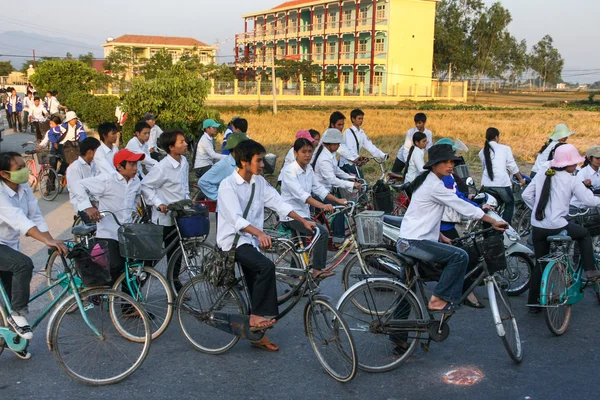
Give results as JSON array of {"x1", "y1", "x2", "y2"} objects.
[
  {"x1": 210, "y1": 312, "x2": 265, "y2": 341},
  {"x1": 539, "y1": 261, "x2": 584, "y2": 306},
  {"x1": 505, "y1": 243, "x2": 534, "y2": 256}
]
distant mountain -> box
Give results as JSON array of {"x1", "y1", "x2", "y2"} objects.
[{"x1": 0, "y1": 31, "x2": 103, "y2": 71}]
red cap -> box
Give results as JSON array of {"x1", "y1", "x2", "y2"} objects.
[{"x1": 113, "y1": 149, "x2": 145, "y2": 167}]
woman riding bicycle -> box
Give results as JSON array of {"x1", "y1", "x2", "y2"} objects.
[
  {"x1": 397, "y1": 144, "x2": 507, "y2": 313},
  {"x1": 522, "y1": 144, "x2": 600, "y2": 313}
]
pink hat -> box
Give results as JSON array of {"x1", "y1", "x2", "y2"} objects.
[
  {"x1": 295, "y1": 130, "x2": 316, "y2": 143},
  {"x1": 551, "y1": 144, "x2": 585, "y2": 168}
]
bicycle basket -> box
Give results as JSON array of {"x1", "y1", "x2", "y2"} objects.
[
  {"x1": 373, "y1": 180, "x2": 394, "y2": 214},
  {"x1": 457, "y1": 231, "x2": 506, "y2": 274},
  {"x1": 339, "y1": 187, "x2": 360, "y2": 203},
  {"x1": 176, "y1": 203, "x2": 210, "y2": 239},
  {"x1": 454, "y1": 163, "x2": 471, "y2": 181},
  {"x1": 355, "y1": 211, "x2": 385, "y2": 246},
  {"x1": 71, "y1": 240, "x2": 111, "y2": 287},
  {"x1": 264, "y1": 153, "x2": 277, "y2": 175},
  {"x1": 118, "y1": 223, "x2": 164, "y2": 260}
]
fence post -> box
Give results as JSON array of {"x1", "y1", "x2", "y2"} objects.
[
  {"x1": 413, "y1": 84, "x2": 418, "y2": 100},
  {"x1": 210, "y1": 79, "x2": 215, "y2": 95},
  {"x1": 463, "y1": 80, "x2": 468, "y2": 101},
  {"x1": 320, "y1": 81, "x2": 325, "y2": 97},
  {"x1": 395, "y1": 83, "x2": 401, "y2": 98},
  {"x1": 340, "y1": 81, "x2": 344, "y2": 97},
  {"x1": 447, "y1": 81, "x2": 452, "y2": 99},
  {"x1": 257, "y1": 80, "x2": 261, "y2": 101},
  {"x1": 378, "y1": 83, "x2": 383, "y2": 96},
  {"x1": 300, "y1": 77, "x2": 304, "y2": 97},
  {"x1": 107, "y1": 84, "x2": 113, "y2": 95},
  {"x1": 234, "y1": 79, "x2": 239, "y2": 95},
  {"x1": 278, "y1": 78, "x2": 283, "y2": 96},
  {"x1": 359, "y1": 82, "x2": 364, "y2": 97}
]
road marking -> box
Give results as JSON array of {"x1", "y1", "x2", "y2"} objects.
[{"x1": 443, "y1": 367, "x2": 484, "y2": 386}]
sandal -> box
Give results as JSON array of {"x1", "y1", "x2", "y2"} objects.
[
  {"x1": 251, "y1": 336, "x2": 279, "y2": 352},
  {"x1": 463, "y1": 298, "x2": 485, "y2": 309},
  {"x1": 427, "y1": 302, "x2": 459, "y2": 314},
  {"x1": 313, "y1": 270, "x2": 336, "y2": 280},
  {"x1": 249, "y1": 318, "x2": 276, "y2": 332}
]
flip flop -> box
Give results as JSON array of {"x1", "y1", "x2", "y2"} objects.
[
  {"x1": 313, "y1": 270, "x2": 336, "y2": 280},
  {"x1": 427, "y1": 302, "x2": 459, "y2": 314},
  {"x1": 251, "y1": 337, "x2": 279, "y2": 352},
  {"x1": 249, "y1": 318, "x2": 276, "y2": 333},
  {"x1": 463, "y1": 298, "x2": 485, "y2": 309}
]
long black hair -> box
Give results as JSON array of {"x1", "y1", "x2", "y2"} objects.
[
  {"x1": 311, "y1": 144, "x2": 325, "y2": 170},
  {"x1": 582, "y1": 157, "x2": 591, "y2": 168},
  {"x1": 403, "y1": 132, "x2": 427, "y2": 175},
  {"x1": 535, "y1": 167, "x2": 567, "y2": 221},
  {"x1": 538, "y1": 139, "x2": 553, "y2": 154},
  {"x1": 483, "y1": 127, "x2": 500, "y2": 181},
  {"x1": 408, "y1": 171, "x2": 431, "y2": 195}
]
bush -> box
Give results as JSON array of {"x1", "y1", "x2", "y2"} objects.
[{"x1": 67, "y1": 93, "x2": 120, "y2": 130}]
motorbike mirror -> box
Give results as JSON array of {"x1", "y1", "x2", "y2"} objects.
[
  {"x1": 453, "y1": 138, "x2": 469, "y2": 153},
  {"x1": 466, "y1": 177, "x2": 475, "y2": 186}
]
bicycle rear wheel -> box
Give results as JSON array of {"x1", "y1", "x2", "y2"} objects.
[
  {"x1": 502, "y1": 252, "x2": 533, "y2": 296},
  {"x1": 305, "y1": 299, "x2": 357, "y2": 382},
  {"x1": 166, "y1": 240, "x2": 217, "y2": 296},
  {"x1": 487, "y1": 277, "x2": 523, "y2": 363},
  {"x1": 336, "y1": 278, "x2": 424, "y2": 372},
  {"x1": 177, "y1": 276, "x2": 246, "y2": 354},
  {"x1": 268, "y1": 239, "x2": 305, "y2": 304},
  {"x1": 515, "y1": 208, "x2": 532, "y2": 237},
  {"x1": 38, "y1": 167, "x2": 60, "y2": 201},
  {"x1": 543, "y1": 261, "x2": 572, "y2": 336},
  {"x1": 341, "y1": 249, "x2": 405, "y2": 293},
  {"x1": 0, "y1": 305, "x2": 7, "y2": 358},
  {"x1": 48, "y1": 288, "x2": 151, "y2": 385}
]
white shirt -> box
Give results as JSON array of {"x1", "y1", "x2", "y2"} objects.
[
  {"x1": 338, "y1": 126, "x2": 386, "y2": 166},
  {"x1": 478, "y1": 141, "x2": 520, "y2": 188},
  {"x1": 313, "y1": 146, "x2": 355, "y2": 192},
  {"x1": 148, "y1": 125, "x2": 163, "y2": 151},
  {"x1": 571, "y1": 165, "x2": 600, "y2": 208},
  {"x1": 48, "y1": 96, "x2": 61, "y2": 114},
  {"x1": 66, "y1": 157, "x2": 97, "y2": 213},
  {"x1": 400, "y1": 172, "x2": 485, "y2": 241},
  {"x1": 23, "y1": 96, "x2": 33, "y2": 112},
  {"x1": 404, "y1": 147, "x2": 425, "y2": 183},
  {"x1": 9, "y1": 95, "x2": 16, "y2": 110},
  {"x1": 397, "y1": 128, "x2": 433, "y2": 162},
  {"x1": 141, "y1": 155, "x2": 190, "y2": 227},
  {"x1": 30, "y1": 103, "x2": 48, "y2": 121},
  {"x1": 523, "y1": 170, "x2": 600, "y2": 230},
  {"x1": 194, "y1": 132, "x2": 226, "y2": 169},
  {"x1": 281, "y1": 161, "x2": 330, "y2": 221},
  {"x1": 72, "y1": 172, "x2": 141, "y2": 241},
  {"x1": 217, "y1": 172, "x2": 294, "y2": 251},
  {"x1": 0, "y1": 182, "x2": 48, "y2": 251},
  {"x1": 94, "y1": 142, "x2": 119, "y2": 175},
  {"x1": 126, "y1": 136, "x2": 158, "y2": 177},
  {"x1": 277, "y1": 147, "x2": 295, "y2": 182},
  {"x1": 531, "y1": 141, "x2": 559, "y2": 174}
]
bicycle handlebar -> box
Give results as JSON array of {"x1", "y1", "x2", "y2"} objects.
[
  {"x1": 332, "y1": 201, "x2": 356, "y2": 215},
  {"x1": 98, "y1": 210, "x2": 123, "y2": 226},
  {"x1": 274, "y1": 225, "x2": 321, "y2": 254},
  {"x1": 22, "y1": 141, "x2": 37, "y2": 148},
  {"x1": 451, "y1": 226, "x2": 497, "y2": 244}
]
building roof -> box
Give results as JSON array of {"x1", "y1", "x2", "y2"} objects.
[
  {"x1": 91, "y1": 59, "x2": 106, "y2": 73},
  {"x1": 272, "y1": 0, "x2": 315, "y2": 10},
  {"x1": 105, "y1": 34, "x2": 212, "y2": 48}
]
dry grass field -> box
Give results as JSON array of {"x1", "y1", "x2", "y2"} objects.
[{"x1": 218, "y1": 108, "x2": 599, "y2": 180}]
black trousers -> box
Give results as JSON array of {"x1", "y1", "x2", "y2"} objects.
[
  {"x1": 164, "y1": 225, "x2": 183, "y2": 289},
  {"x1": 9, "y1": 112, "x2": 22, "y2": 131},
  {"x1": 235, "y1": 244, "x2": 278, "y2": 316},
  {"x1": 528, "y1": 223, "x2": 594, "y2": 305}
]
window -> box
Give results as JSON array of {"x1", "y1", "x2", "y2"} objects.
[
  {"x1": 314, "y1": 42, "x2": 323, "y2": 54},
  {"x1": 343, "y1": 9, "x2": 353, "y2": 27},
  {"x1": 374, "y1": 71, "x2": 383, "y2": 86},
  {"x1": 358, "y1": 71, "x2": 366, "y2": 84},
  {"x1": 343, "y1": 41, "x2": 351, "y2": 53},
  {"x1": 360, "y1": 6, "x2": 368, "y2": 23},
  {"x1": 329, "y1": 12, "x2": 337, "y2": 24},
  {"x1": 289, "y1": 18, "x2": 297, "y2": 32},
  {"x1": 278, "y1": 45, "x2": 285, "y2": 56},
  {"x1": 377, "y1": 4, "x2": 386, "y2": 19},
  {"x1": 342, "y1": 71, "x2": 350, "y2": 84},
  {"x1": 375, "y1": 38, "x2": 385, "y2": 52},
  {"x1": 328, "y1": 42, "x2": 336, "y2": 54},
  {"x1": 359, "y1": 39, "x2": 368, "y2": 53},
  {"x1": 315, "y1": 14, "x2": 323, "y2": 29},
  {"x1": 289, "y1": 44, "x2": 297, "y2": 55}
]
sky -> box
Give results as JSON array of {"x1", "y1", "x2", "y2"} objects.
[{"x1": 0, "y1": 0, "x2": 598, "y2": 83}]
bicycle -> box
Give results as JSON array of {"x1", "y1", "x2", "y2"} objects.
[
  {"x1": 0, "y1": 228, "x2": 152, "y2": 385},
  {"x1": 21, "y1": 141, "x2": 61, "y2": 201},
  {"x1": 336, "y1": 227, "x2": 523, "y2": 373},
  {"x1": 536, "y1": 229, "x2": 600, "y2": 336},
  {"x1": 176, "y1": 227, "x2": 358, "y2": 382}
]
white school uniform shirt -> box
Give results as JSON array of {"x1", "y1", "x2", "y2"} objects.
[
  {"x1": 22, "y1": 96, "x2": 33, "y2": 112},
  {"x1": 72, "y1": 172, "x2": 141, "y2": 241},
  {"x1": 313, "y1": 146, "x2": 355, "y2": 192},
  {"x1": 400, "y1": 172, "x2": 485, "y2": 242},
  {"x1": 523, "y1": 170, "x2": 600, "y2": 230},
  {"x1": 141, "y1": 155, "x2": 190, "y2": 227},
  {"x1": 48, "y1": 96, "x2": 61, "y2": 114},
  {"x1": 397, "y1": 128, "x2": 433, "y2": 162},
  {"x1": 531, "y1": 141, "x2": 559, "y2": 175},
  {"x1": 277, "y1": 147, "x2": 296, "y2": 182},
  {"x1": 148, "y1": 124, "x2": 163, "y2": 151},
  {"x1": 571, "y1": 165, "x2": 600, "y2": 208},
  {"x1": 0, "y1": 181, "x2": 49, "y2": 251},
  {"x1": 194, "y1": 132, "x2": 226, "y2": 169},
  {"x1": 126, "y1": 137, "x2": 158, "y2": 177},
  {"x1": 66, "y1": 157, "x2": 97, "y2": 213},
  {"x1": 280, "y1": 161, "x2": 330, "y2": 221},
  {"x1": 30, "y1": 103, "x2": 48, "y2": 121},
  {"x1": 217, "y1": 172, "x2": 294, "y2": 251},
  {"x1": 478, "y1": 141, "x2": 520, "y2": 188},
  {"x1": 338, "y1": 126, "x2": 386, "y2": 166},
  {"x1": 404, "y1": 147, "x2": 425, "y2": 183},
  {"x1": 94, "y1": 142, "x2": 119, "y2": 176}
]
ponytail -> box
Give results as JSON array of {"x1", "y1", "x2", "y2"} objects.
[
  {"x1": 409, "y1": 170, "x2": 431, "y2": 195},
  {"x1": 538, "y1": 139, "x2": 552, "y2": 154},
  {"x1": 547, "y1": 142, "x2": 567, "y2": 162},
  {"x1": 582, "y1": 157, "x2": 591, "y2": 168},
  {"x1": 311, "y1": 144, "x2": 325, "y2": 170},
  {"x1": 535, "y1": 167, "x2": 566, "y2": 221},
  {"x1": 403, "y1": 131, "x2": 426, "y2": 175},
  {"x1": 483, "y1": 127, "x2": 499, "y2": 181}
]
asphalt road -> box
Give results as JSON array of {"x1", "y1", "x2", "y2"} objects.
[{"x1": 1, "y1": 123, "x2": 599, "y2": 399}]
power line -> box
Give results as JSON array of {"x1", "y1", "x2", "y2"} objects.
[{"x1": 0, "y1": 17, "x2": 103, "y2": 42}]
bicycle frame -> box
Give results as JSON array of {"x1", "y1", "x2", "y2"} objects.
[{"x1": 538, "y1": 243, "x2": 585, "y2": 307}]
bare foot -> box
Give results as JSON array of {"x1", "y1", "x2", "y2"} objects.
[
  {"x1": 249, "y1": 314, "x2": 275, "y2": 330},
  {"x1": 428, "y1": 296, "x2": 448, "y2": 311},
  {"x1": 467, "y1": 292, "x2": 479, "y2": 304}
]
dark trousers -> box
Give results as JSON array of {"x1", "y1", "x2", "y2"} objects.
[
  {"x1": 323, "y1": 196, "x2": 346, "y2": 242},
  {"x1": 285, "y1": 219, "x2": 329, "y2": 270},
  {"x1": 33, "y1": 120, "x2": 50, "y2": 142},
  {"x1": 235, "y1": 244, "x2": 278, "y2": 316},
  {"x1": 50, "y1": 145, "x2": 68, "y2": 176},
  {"x1": 0, "y1": 244, "x2": 34, "y2": 314},
  {"x1": 9, "y1": 112, "x2": 22, "y2": 131},
  {"x1": 164, "y1": 225, "x2": 183, "y2": 289},
  {"x1": 104, "y1": 239, "x2": 126, "y2": 285},
  {"x1": 484, "y1": 186, "x2": 515, "y2": 224},
  {"x1": 528, "y1": 223, "x2": 594, "y2": 305},
  {"x1": 392, "y1": 159, "x2": 406, "y2": 174}
]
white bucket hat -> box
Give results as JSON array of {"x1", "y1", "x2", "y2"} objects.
[
  {"x1": 64, "y1": 111, "x2": 78, "y2": 123},
  {"x1": 322, "y1": 128, "x2": 343, "y2": 144},
  {"x1": 548, "y1": 124, "x2": 574, "y2": 141}
]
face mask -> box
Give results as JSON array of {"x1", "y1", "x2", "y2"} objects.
[{"x1": 4, "y1": 167, "x2": 30, "y2": 185}]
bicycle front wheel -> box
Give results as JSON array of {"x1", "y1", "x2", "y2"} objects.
[
  {"x1": 112, "y1": 267, "x2": 173, "y2": 340},
  {"x1": 48, "y1": 288, "x2": 151, "y2": 385},
  {"x1": 487, "y1": 277, "x2": 523, "y2": 363},
  {"x1": 267, "y1": 239, "x2": 305, "y2": 304},
  {"x1": 305, "y1": 299, "x2": 357, "y2": 382},
  {"x1": 38, "y1": 167, "x2": 60, "y2": 201},
  {"x1": 341, "y1": 248, "x2": 405, "y2": 293},
  {"x1": 177, "y1": 276, "x2": 246, "y2": 354},
  {"x1": 515, "y1": 208, "x2": 532, "y2": 237},
  {"x1": 336, "y1": 278, "x2": 424, "y2": 372},
  {"x1": 543, "y1": 261, "x2": 572, "y2": 336},
  {"x1": 166, "y1": 240, "x2": 218, "y2": 296},
  {"x1": 502, "y1": 252, "x2": 533, "y2": 296}
]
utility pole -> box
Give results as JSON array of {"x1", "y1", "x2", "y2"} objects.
[
  {"x1": 272, "y1": 16, "x2": 278, "y2": 115},
  {"x1": 448, "y1": 62, "x2": 452, "y2": 83}
]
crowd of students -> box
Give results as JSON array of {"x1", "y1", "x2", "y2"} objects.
[{"x1": 0, "y1": 106, "x2": 599, "y2": 358}]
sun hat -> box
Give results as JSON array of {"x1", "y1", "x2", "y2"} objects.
[
  {"x1": 322, "y1": 128, "x2": 343, "y2": 144},
  {"x1": 586, "y1": 146, "x2": 600, "y2": 158},
  {"x1": 295, "y1": 130, "x2": 316, "y2": 143},
  {"x1": 423, "y1": 144, "x2": 464, "y2": 170},
  {"x1": 203, "y1": 119, "x2": 221, "y2": 130},
  {"x1": 224, "y1": 131, "x2": 249, "y2": 150},
  {"x1": 548, "y1": 124, "x2": 574, "y2": 141},
  {"x1": 64, "y1": 111, "x2": 78, "y2": 122},
  {"x1": 551, "y1": 144, "x2": 585, "y2": 168},
  {"x1": 113, "y1": 149, "x2": 145, "y2": 167},
  {"x1": 143, "y1": 113, "x2": 156, "y2": 121}
]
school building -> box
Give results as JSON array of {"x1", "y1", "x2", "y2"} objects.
[{"x1": 234, "y1": 0, "x2": 441, "y2": 96}]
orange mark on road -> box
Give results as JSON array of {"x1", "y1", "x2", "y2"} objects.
[{"x1": 443, "y1": 367, "x2": 484, "y2": 386}]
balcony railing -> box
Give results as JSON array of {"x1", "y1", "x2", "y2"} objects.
[{"x1": 235, "y1": 51, "x2": 388, "y2": 65}]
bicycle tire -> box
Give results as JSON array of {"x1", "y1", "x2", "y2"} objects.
[
  {"x1": 341, "y1": 249, "x2": 406, "y2": 294},
  {"x1": 305, "y1": 299, "x2": 357, "y2": 382},
  {"x1": 45, "y1": 250, "x2": 83, "y2": 305},
  {"x1": 487, "y1": 277, "x2": 523, "y2": 363},
  {"x1": 543, "y1": 261, "x2": 572, "y2": 336},
  {"x1": 515, "y1": 208, "x2": 532, "y2": 237},
  {"x1": 112, "y1": 267, "x2": 173, "y2": 340},
  {"x1": 502, "y1": 252, "x2": 533, "y2": 296},
  {"x1": 25, "y1": 159, "x2": 37, "y2": 189},
  {"x1": 166, "y1": 240, "x2": 218, "y2": 296},
  {"x1": 177, "y1": 276, "x2": 246, "y2": 354},
  {"x1": 48, "y1": 288, "x2": 151, "y2": 385},
  {"x1": 0, "y1": 305, "x2": 7, "y2": 358},
  {"x1": 38, "y1": 167, "x2": 60, "y2": 201},
  {"x1": 268, "y1": 239, "x2": 306, "y2": 304},
  {"x1": 336, "y1": 278, "x2": 424, "y2": 372}
]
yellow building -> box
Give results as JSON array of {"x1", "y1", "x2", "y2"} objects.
[{"x1": 235, "y1": 0, "x2": 440, "y2": 95}]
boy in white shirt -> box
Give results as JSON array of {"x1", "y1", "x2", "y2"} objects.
[
  {"x1": 66, "y1": 137, "x2": 100, "y2": 216},
  {"x1": 22, "y1": 92, "x2": 34, "y2": 134},
  {"x1": 94, "y1": 122, "x2": 120, "y2": 175},
  {"x1": 144, "y1": 113, "x2": 163, "y2": 161},
  {"x1": 29, "y1": 96, "x2": 49, "y2": 141},
  {"x1": 126, "y1": 120, "x2": 158, "y2": 177},
  {"x1": 393, "y1": 112, "x2": 434, "y2": 174},
  {"x1": 193, "y1": 119, "x2": 226, "y2": 180}
]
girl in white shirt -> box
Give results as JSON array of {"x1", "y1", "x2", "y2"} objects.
[
  {"x1": 403, "y1": 132, "x2": 427, "y2": 183},
  {"x1": 479, "y1": 128, "x2": 526, "y2": 224},
  {"x1": 277, "y1": 130, "x2": 319, "y2": 185},
  {"x1": 530, "y1": 124, "x2": 574, "y2": 178}
]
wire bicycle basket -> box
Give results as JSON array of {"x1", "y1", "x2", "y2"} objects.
[
  {"x1": 354, "y1": 211, "x2": 385, "y2": 246},
  {"x1": 118, "y1": 223, "x2": 164, "y2": 260}
]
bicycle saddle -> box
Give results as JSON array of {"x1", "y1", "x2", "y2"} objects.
[
  {"x1": 24, "y1": 150, "x2": 36, "y2": 155},
  {"x1": 396, "y1": 253, "x2": 416, "y2": 266},
  {"x1": 392, "y1": 182, "x2": 411, "y2": 191},
  {"x1": 71, "y1": 224, "x2": 97, "y2": 237},
  {"x1": 383, "y1": 215, "x2": 403, "y2": 229},
  {"x1": 546, "y1": 230, "x2": 572, "y2": 242}
]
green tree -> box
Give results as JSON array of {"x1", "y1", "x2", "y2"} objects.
[
  {"x1": 142, "y1": 49, "x2": 174, "y2": 79},
  {"x1": 0, "y1": 61, "x2": 14, "y2": 76},
  {"x1": 66, "y1": 52, "x2": 73, "y2": 59},
  {"x1": 78, "y1": 52, "x2": 95, "y2": 67},
  {"x1": 103, "y1": 46, "x2": 144, "y2": 78},
  {"x1": 274, "y1": 59, "x2": 321, "y2": 83},
  {"x1": 529, "y1": 35, "x2": 564, "y2": 90}
]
